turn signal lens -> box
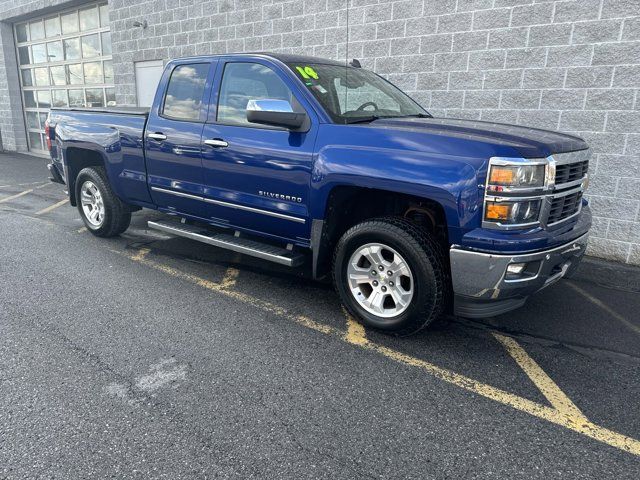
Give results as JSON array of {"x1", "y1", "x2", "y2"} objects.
[
  {"x1": 484, "y1": 200, "x2": 541, "y2": 225},
  {"x1": 485, "y1": 203, "x2": 511, "y2": 220}
]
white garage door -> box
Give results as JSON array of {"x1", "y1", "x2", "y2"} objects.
[{"x1": 14, "y1": 2, "x2": 113, "y2": 154}]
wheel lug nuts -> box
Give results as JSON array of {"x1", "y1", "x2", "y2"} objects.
[
  {"x1": 372, "y1": 280, "x2": 379, "y2": 286},
  {"x1": 371, "y1": 270, "x2": 377, "y2": 275},
  {"x1": 387, "y1": 270, "x2": 393, "y2": 276},
  {"x1": 389, "y1": 281, "x2": 394, "y2": 287},
  {"x1": 378, "y1": 265, "x2": 384, "y2": 271},
  {"x1": 381, "y1": 286, "x2": 387, "y2": 292}
]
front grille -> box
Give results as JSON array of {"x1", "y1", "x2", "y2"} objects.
[
  {"x1": 555, "y1": 160, "x2": 589, "y2": 186},
  {"x1": 548, "y1": 191, "x2": 582, "y2": 224}
]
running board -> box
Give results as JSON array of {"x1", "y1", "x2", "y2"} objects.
[{"x1": 147, "y1": 220, "x2": 305, "y2": 267}]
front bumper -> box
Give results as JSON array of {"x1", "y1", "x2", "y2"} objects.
[{"x1": 450, "y1": 232, "x2": 589, "y2": 318}]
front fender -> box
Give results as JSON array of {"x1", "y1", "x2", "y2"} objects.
[{"x1": 310, "y1": 144, "x2": 481, "y2": 244}]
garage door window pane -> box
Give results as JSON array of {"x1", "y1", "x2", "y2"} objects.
[
  {"x1": 101, "y1": 31, "x2": 111, "y2": 55},
  {"x1": 30, "y1": 21, "x2": 45, "y2": 41},
  {"x1": 47, "y1": 41, "x2": 63, "y2": 62},
  {"x1": 21, "y1": 69, "x2": 33, "y2": 87},
  {"x1": 34, "y1": 67, "x2": 49, "y2": 86},
  {"x1": 100, "y1": 4, "x2": 109, "y2": 26},
  {"x1": 50, "y1": 66, "x2": 66, "y2": 85},
  {"x1": 16, "y1": 23, "x2": 28, "y2": 43},
  {"x1": 32, "y1": 43, "x2": 47, "y2": 63},
  {"x1": 61, "y1": 12, "x2": 78, "y2": 34},
  {"x1": 29, "y1": 132, "x2": 43, "y2": 150},
  {"x1": 24, "y1": 91, "x2": 36, "y2": 108},
  {"x1": 26, "y1": 111, "x2": 40, "y2": 129},
  {"x1": 45, "y1": 17, "x2": 61, "y2": 37},
  {"x1": 64, "y1": 38, "x2": 81, "y2": 60},
  {"x1": 86, "y1": 88, "x2": 104, "y2": 107},
  {"x1": 18, "y1": 46, "x2": 31, "y2": 65},
  {"x1": 67, "y1": 64, "x2": 83, "y2": 84},
  {"x1": 106, "y1": 87, "x2": 115, "y2": 106},
  {"x1": 84, "y1": 62, "x2": 102, "y2": 84},
  {"x1": 82, "y1": 34, "x2": 100, "y2": 58},
  {"x1": 80, "y1": 7, "x2": 99, "y2": 31},
  {"x1": 52, "y1": 90, "x2": 68, "y2": 107},
  {"x1": 104, "y1": 60, "x2": 113, "y2": 83},
  {"x1": 37, "y1": 90, "x2": 51, "y2": 108},
  {"x1": 69, "y1": 89, "x2": 84, "y2": 107}
]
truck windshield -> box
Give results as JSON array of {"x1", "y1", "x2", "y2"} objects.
[{"x1": 287, "y1": 62, "x2": 429, "y2": 124}]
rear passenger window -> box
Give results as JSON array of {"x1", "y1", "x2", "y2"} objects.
[
  {"x1": 217, "y1": 62, "x2": 298, "y2": 126},
  {"x1": 162, "y1": 63, "x2": 209, "y2": 121}
]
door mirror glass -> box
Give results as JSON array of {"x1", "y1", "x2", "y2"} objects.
[{"x1": 246, "y1": 99, "x2": 306, "y2": 129}]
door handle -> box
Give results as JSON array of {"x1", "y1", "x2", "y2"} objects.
[
  {"x1": 148, "y1": 132, "x2": 167, "y2": 141},
  {"x1": 204, "y1": 139, "x2": 228, "y2": 148}
]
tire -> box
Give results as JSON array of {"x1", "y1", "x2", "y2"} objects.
[
  {"x1": 75, "y1": 166, "x2": 131, "y2": 237},
  {"x1": 333, "y1": 217, "x2": 448, "y2": 336}
]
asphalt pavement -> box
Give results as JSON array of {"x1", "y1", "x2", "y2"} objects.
[{"x1": 1, "y1": 152, "x2": 639, "y2": 478}]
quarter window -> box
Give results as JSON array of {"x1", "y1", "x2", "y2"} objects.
[
  {"x1": 162, "y1": 63, "x2": 210, "y2": 121},
  {"x1": 217, "y1": 62, "x2": 298, "y2": 126}
]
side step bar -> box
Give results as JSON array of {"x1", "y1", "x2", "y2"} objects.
[{"x1": 147, "y1": 220, "x2": 305, "y2": 267}]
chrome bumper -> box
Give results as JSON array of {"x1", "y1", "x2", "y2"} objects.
[{"x1": 450, "y1": 233, "x2": 589, "y2": 318}]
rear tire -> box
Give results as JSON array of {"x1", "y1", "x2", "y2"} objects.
[
  {"x1": 333, "y1": 217, "x2": 447, "y2": 336},
  {"x1": 76, "y1": 167, "x2": 131, "y2": 237}
]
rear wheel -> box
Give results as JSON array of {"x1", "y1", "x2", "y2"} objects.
[
  {"x1": 333, "y1": 217, "x2": 447, "y2": 335},
  {"x1": 76, "y1": 167, "x2": 131, "y2": 237}
]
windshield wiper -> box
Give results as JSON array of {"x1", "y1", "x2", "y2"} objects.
[
  {"x1": 397, "y1": 113, "x2": 432, "y2": 119},
  {"x1": 344, "y1": 115, "x2": 383, "y2": 124}
]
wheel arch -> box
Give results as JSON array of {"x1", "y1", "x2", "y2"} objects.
[
  {"x1": 311, "y1": 185, "x2": 450, "y2": 280},
  {"x1": 65, "y1": 147, "x2": 107, "y2": 206}
]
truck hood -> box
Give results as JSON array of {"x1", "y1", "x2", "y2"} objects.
[{"x1": 367, "y1": 116, "x2": 588, "y2": 158}]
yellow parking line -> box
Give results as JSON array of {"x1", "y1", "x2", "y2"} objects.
[
  {"x1": 77, "y1": 227, "x2": 88, "y2": 233},
  {"x1": 566, "y1": 281, "x2": 640, "y2": 336},
  {"x1": 120, "y1": 246, "x2": 640, "y2": 456},
  {"x1": 0, "y1": 189, "x2": 33, "y2": 204},
  {"x1": 493, "y1": 333, "x2": 587, "y2": 421},
  {"x1": 35, "y1": 198, "x2": 68, "y2": 215}
]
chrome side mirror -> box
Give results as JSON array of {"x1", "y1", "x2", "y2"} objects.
[{"x1": 246, "y1": 99, "x2": 306, "y2": 130}]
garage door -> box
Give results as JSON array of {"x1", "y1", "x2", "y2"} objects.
[{"x1": 14, "y1": 2, "x2": 113, "y2": 155}]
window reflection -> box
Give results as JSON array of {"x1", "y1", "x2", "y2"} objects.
[
  {"x1": 64, "y1": 38, "x2": 81, "y2": 60},
  {"x1": 30, "y1": 21, "x2": 45, "y2": 41},
  {"x1": 61, "y1": 12, "x2": 78, "y2": 34},
  {"x1": 47, "y1": 41, "x2": 63, "y2": 61},
  {"x1": 79, "y1": 6, "x2": 100, "y2": 31},
  {"x1": 45, "y1": 17, "x2": 60, "y2": 37},
  {"x1": 68, "y1": 89, "x2": 84, "y2": 107},
  {"x1": 32, "y1": 44, "x2": 47, "y2": 63},
  {"x1": 34, "y1": 67, "x2": 49, "y2": 86},
  {"x1": 162, "y1": 64, "x2": 209, "y2": 121},
  {"x1": 217, "y1": 63, "x2": 295, "y2": 126},
  {"x1": 84, "y1": 62, "x2": 102, "y2": 84},
  {"x1": 82, "y1": 34, "x2": 100, "y2": 57},
  {"x1": 37, "y1": 90, "x2": 51, "y2": 108},
  {"x1": 67, "y1": 64, "x2": 83, "y2": 84},
  {"x1": 86, "y1": 88, "x2": 104, "y2": 107},
  {"x1": 52, "y1": 90, "x2": 68, "y2": 107}
]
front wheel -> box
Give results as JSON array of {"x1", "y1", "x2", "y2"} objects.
[
  {"x1": 76, "y1": 167, "x2": 131, "y2": 237},
  {"x1": 333, "y1": 217, "x2": 448, "y2": 336}
]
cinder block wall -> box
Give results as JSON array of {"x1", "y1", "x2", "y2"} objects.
[{"x1": 110, "y1": 0, "x2": 640, "y2": 264}]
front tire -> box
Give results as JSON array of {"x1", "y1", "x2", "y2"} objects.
[
  {"x1": 333, "y1": 217, "x2": 447, "y2": 336},
  {"x1": 76, "y1": 167, "x2": 131, "y2": 237}
]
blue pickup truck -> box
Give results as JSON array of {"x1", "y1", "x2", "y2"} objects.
[{"x1": 46, "y1": 53, "x2": 591, "y2": 335}]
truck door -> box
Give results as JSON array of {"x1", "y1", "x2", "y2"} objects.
[
  {"x1": 200, "y1": 59, "x2": 319, "y2": 244},
  {"x1": 145, "y1": 60, "x2": 217, "y2": 219}
]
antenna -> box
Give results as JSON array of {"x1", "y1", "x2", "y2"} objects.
[{"x1": 344, "y1": 0, "x2": 349, "y2": 117}]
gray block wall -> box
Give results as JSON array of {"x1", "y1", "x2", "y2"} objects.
[{"x1": 1, "y1": 0, "x2": 639, "y2": 264}]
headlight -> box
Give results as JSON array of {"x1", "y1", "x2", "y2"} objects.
[
  {"x1": 488, "y1": 164, "x2": 545, "y2": 189},
  {"x1": 484, "y1": 199, "x2": 541, "y2": 225}
]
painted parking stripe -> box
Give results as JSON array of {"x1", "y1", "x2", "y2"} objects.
[
  {"x1": 35, "y1": 198, "x2": 68, "y2": 215},
  {"x1": 118, "y1": 246, "x2": 640, "y2": 456},
  {"x1": 566, "y1": 281, "x2": 640, "y2": 336},
  {"x1": 0, "y1": 189, "x2": 33, "y2": 204}
]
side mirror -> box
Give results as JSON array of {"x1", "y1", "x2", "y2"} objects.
[{"x1": 246, "y1": 99, "x2": 306, "y2": 130}]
